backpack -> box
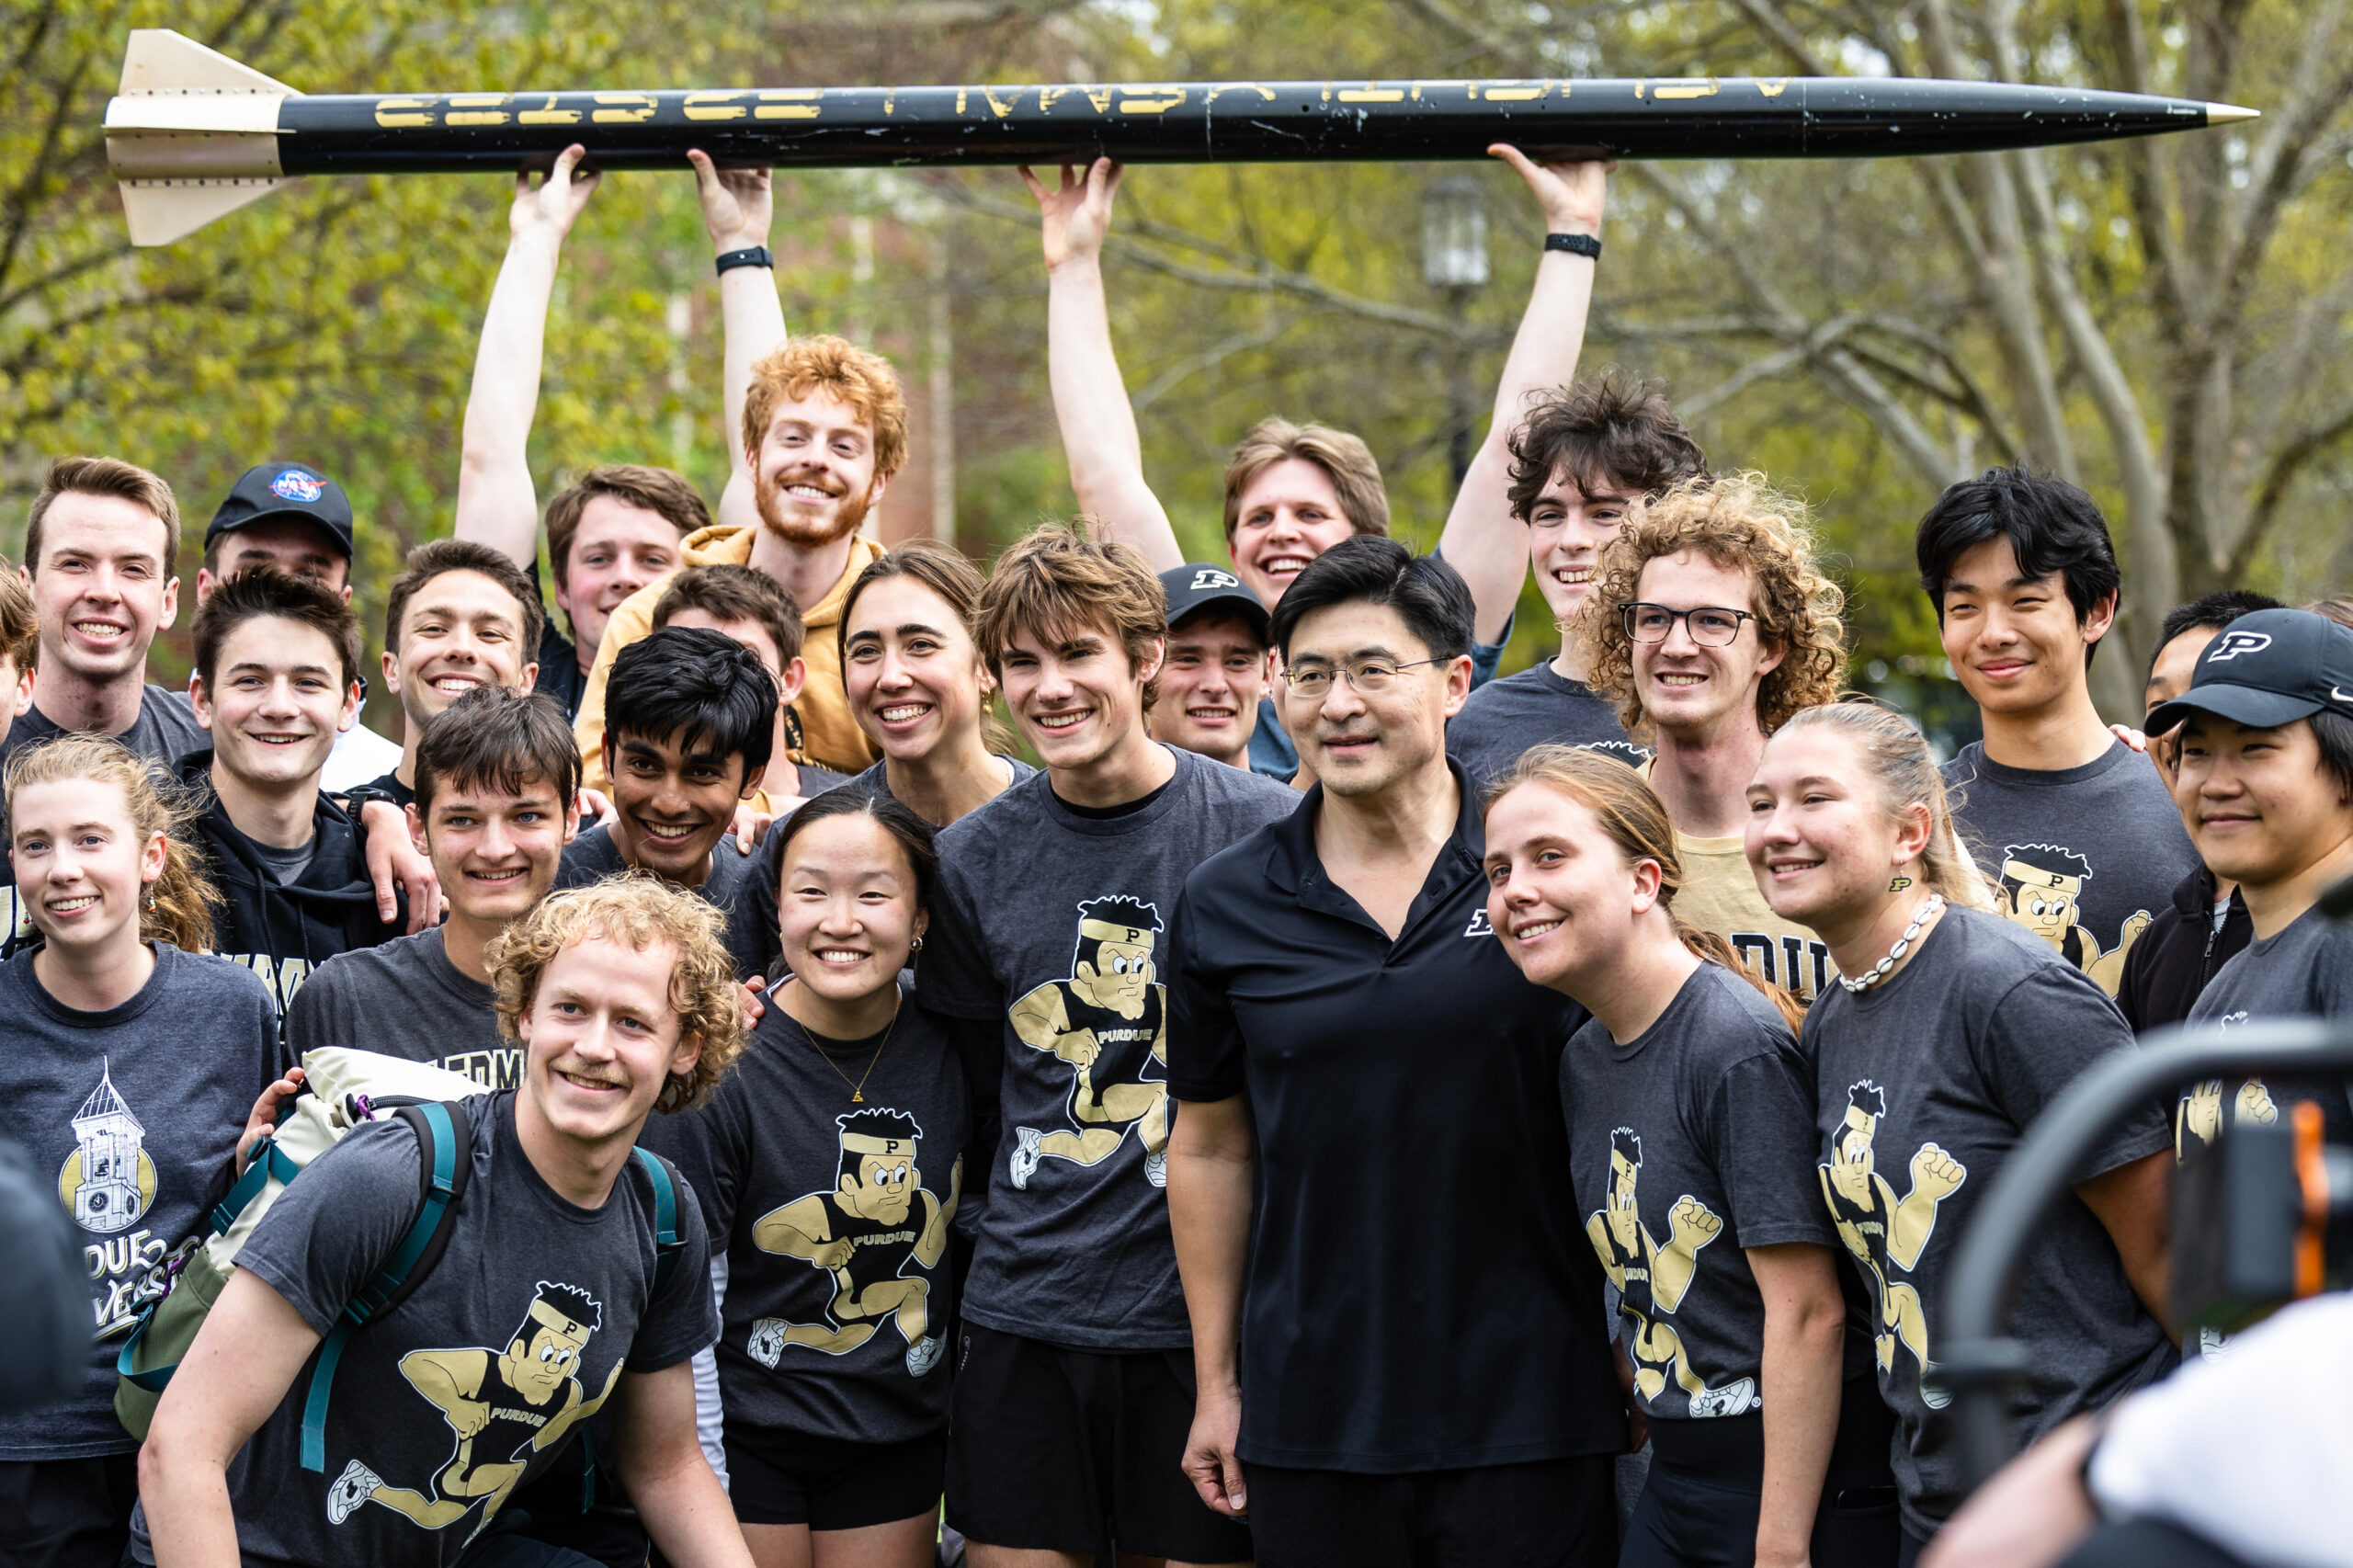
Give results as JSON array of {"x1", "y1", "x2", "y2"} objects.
[{"x1": 114, "y1": 1049, "x2": 690, "y2": 1465}]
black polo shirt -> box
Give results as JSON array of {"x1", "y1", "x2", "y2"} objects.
[{"x1": 1166, "y1": 758, "x2": 1623, "y2": 1474}]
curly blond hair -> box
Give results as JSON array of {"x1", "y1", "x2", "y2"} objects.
[
  {"x1": 1576, "y1": 472, "x2": 1847, "y2": 735},
  {"x1": 487, "y1": 874, "x2": 748, "y2": 1114},
  {"x1": 741, "y1": 335, "x2": 908, "y2": 479}
]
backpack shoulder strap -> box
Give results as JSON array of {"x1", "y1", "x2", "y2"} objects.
[
  {"x1": 298, "y1": 1100, "x2": 473, "y2": 1472},
  {"x1": 630, "y1": 1146, "x2": 683, "y2": 1298}
]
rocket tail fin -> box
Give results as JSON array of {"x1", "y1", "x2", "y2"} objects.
[
  {"x1": 119, "y1": 28, "x2": 297, "y2": 97},
  {"x1": 117, "y1": 176, "x2": 297, "y2": 246}
]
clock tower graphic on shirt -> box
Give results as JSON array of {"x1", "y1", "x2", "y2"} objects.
[
  {"x1": 57, "y1": 1059, "x2": 155, "y2": 1235},
  {"x1": 1006, "y1": 896, "x2": 1174, "y2": 1192}
]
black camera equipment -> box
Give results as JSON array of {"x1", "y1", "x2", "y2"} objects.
[{"x1": 1939, "y1": 1005, "x2": 2353, "y2": 1494}]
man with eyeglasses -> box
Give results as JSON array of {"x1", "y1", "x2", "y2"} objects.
[
  {"x1": 1165, "y1": 537, "x2": 1625, "y2": 1565},
  {"x1": 1577, "y1": 476, "x2": 1851, "y2": 1001}
]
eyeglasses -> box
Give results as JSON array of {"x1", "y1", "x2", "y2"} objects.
[
  {"x1": 1620, "y1": 602, "x2": 1756, "y2": 646},
  {"x1": 1278, "y1": 657, "x2": 1449, "y2": 699}
]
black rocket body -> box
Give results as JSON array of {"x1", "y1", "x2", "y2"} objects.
[{"x1": 102, "y1": 28, "x2": 2256, "y2": 244}]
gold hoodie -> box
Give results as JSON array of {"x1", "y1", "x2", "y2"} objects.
[{"x1": 573, "y1": 524, "x2": 885, "y2": 794}]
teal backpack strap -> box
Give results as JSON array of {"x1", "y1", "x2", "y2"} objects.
[
  {"x1": 631, "y1": 1146, "x2": 683, "y2": 1296},
  {"x1": 300, "y1": 1101, "x2": 472, "y2": 1472},
  {"x1": 120, "y1": 1138, "x2": 305, "y2": 1392}
]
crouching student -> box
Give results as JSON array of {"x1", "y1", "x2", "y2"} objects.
[
  {"x1": 651, "y1": 790, "x2": 963, "y2": 1568},
  {"x1": 290, "y1": 687, "x2": 581, "y2": 1088},
  {"x1": 1483, "y1": 746, "x2": 1895, "y2": 1568},
  {"x1": 137, "y1": 878, "x2": 754, "y2": 1568},
  {"x1": 1745, "y1": 702, "x2": 2175, "y2": 1563},
  {"x1": 563, "y1": 626, "x2": 780, "y2": 981},
  {"x1": 0, "y1": 738, "x2": 280, "y2": 1568}
]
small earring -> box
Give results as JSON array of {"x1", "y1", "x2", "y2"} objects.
[
  {"x1": 142, "y1": 887, "x2": 157, "y2": 911},
  {"x1": 1889, "y1": 873, "x2": 1914, "y2": 893},
  {"x1": 909, "y1": 935, "x2": 925, "y2": 953}
]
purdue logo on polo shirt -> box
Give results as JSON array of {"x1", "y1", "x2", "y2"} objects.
[{"x1": 1463, "y1": 909, "x2": 1495, "y2": 937}]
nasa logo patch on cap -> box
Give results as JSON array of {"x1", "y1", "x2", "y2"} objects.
[{"x1": 268, "y1": 468, "x2": 324, "y2": 503}]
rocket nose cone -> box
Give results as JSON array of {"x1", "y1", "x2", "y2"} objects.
[{"x1": 2203, "y1": 101, "x2": 2261, "y2": 124}]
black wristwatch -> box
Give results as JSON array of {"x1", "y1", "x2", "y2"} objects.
[
  {"x1": 1545, "y1": 232, "x2": 1602, "y2": 260},
  {"x1": 714, "y1": 244, "x2": 774, "y2": 276}
]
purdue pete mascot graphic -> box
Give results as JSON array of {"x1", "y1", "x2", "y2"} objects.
[
  {"x1": 746, "y1": 1108, "x2": 961, "y2": 1377},
  {"x1": 1995, "y1": 842, "x2": 2150, "y2": 997},
  {"x1": 1586, "y1": 1128, "x2": 1755, "y2": 1417},
  {"x1": 328, "y1": 1281, "x2": 616, "y2": 1536},
  {"x1": 1006, "y1": 896, "x2": 1174, "y2": 1190},
  {"x1": 1821, "y1": 1081, "x2": 1967, "y2": 1407}
]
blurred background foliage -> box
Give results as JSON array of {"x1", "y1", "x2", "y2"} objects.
[{"x1": 5, "y1": 0, "x2": 2348, "y2": 740}]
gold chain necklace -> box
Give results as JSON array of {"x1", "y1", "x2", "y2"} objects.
[{"x1": 801, "y1": 993, "x2": 901, "y2": 1103}]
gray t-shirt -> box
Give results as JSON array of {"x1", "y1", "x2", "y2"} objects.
[
  {"x1": 1563, "y1": 964, "x2": 1834, "y2": 1425},
  {"x1": 1447, "y1": 662, "x2": 1645, "y2": 790},
  {"x1": 915, "y1": 745, "x2": 1299, "y2": 1350},
  {"x1": 0, "y1": 944, "x2": 280, "y2": 1459},
  {"x1": 1942, "y1": 741, "x2": 2198, "y2": 1001},
  {"x1": 2177, "y1": 903, "x2": 2353, "y2": 1158},
  {"x1": 1802, "y1": 906, "x2": 2175, "y2": 1533},
  {"x1": 223, "y1": 1092, "x2": 717, "y2": 1568},
  {"x1": 288, "y1": 928, "x2": 516, "y2": 1089},
  {"x1": 845, "y1": 754, "x2": 1040, "y2": 808},
  {"x1": 644, "y1": 988, "x2": 965, "y2": 1443},
  {"x1": 556, "y1": 823, "x2": 776, "y2": 982},
  {"x1": 246, "y1": 835, "x2": 319, "y2": 888},
  {"x1": 0, "y1": 685, "x2": 210, "y2": 773}
]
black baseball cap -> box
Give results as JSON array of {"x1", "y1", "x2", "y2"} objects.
[
  {"x1": 2145, "y1": 608, "x2": 2353, "y2": 733},
  {"x1": 1159, "y1": 562, "x2": 1269, "y2": 643},
  {"x1": 207, "y1": 463, "x2": 356, "y2": 562}
]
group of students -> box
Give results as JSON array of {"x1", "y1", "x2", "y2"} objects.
[{"x1": 0, "y1": 144, "x2": 2346, "y2": 1568}]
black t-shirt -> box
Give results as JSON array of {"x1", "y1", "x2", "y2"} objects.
[
  {"x1": 1942, "y1": 741, "x2": 2198, "y2": 1000},
  {"x1": 536, "y1": 619, "x2": 588, "y2": 721},
  {"x1": 2177, "y1": 903, "x2": 2353, "y2": 1158},
  {"x1": 357, "y1": 769, "x2": 416, "y2": 812},
  {"x1": 224, "y1": 1093, "x2": 717, "y2": 1567},
  {"x1": 1445, "y1": 661, "x2": 1645, "y2": 789},
  {"x1": 643, "y1": 986, "x2": 965, "y2": 1444},
  {"x1": 0, "y1": 945, "x2": 280, "y2": 1459},
  {"x1": 289, "y1": 928, "x2": 517, "y2": 1089},
  {"x1": 1563, "y1": 963, "x2": 1836, "y2": 1425},
  {"x1": 915, "y1": 746, "x2": 1299, "y2": 1352},
  {"x1": 1166, "y1": 761, "x2": 1622, "y2": 1472},
  {"x1": 1801, "y1": 906, "x2": 2175, "y2": 1533},
  {"x1": 556, "y1": 823, "x2": 777, "y2": 982},
  {"x1": 0, "y1": 685, "x2": 208, "y2": 773}
]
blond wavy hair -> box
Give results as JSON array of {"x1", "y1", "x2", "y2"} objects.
[
  {"x1": 3, "y1": 736, "x2": 219, "y2": 953},
  {"x1": 1577, "y1": 472, "x2": 1847, "y2": 735},
  {"x1": 488, "y1": 874, "x2": 748, "y2": 1114}
]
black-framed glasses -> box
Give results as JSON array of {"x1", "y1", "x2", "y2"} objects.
[
  {"x1": 1279, "y1": 656, "x2": 1449, "y2": 699},
  {"x1": 1620, "y1": 602, "x2": 1756, "y2": 646}
]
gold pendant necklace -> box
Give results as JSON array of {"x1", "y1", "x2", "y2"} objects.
[{"x1": 808, "y1": 994, "x2": 900, "y2": 1103}]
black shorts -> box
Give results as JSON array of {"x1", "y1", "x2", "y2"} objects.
[
  {"x1": 1245, "y1": 1453, "x2": 1616, "y2": 1568},
  {"x1": 724, "y1": 1425, "x2": 946, "y2": 1532},
  {"x1": 944, "y1": 1323, "x2": 1254, "y2": 1562},
  {"x1": 0, "y1": 1454, "x2": 138, "y2": 1568}
]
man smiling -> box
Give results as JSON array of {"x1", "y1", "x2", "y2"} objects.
[
  {"x1": 350, "y1": 540, "x2": 544, "y2": 814},
  {"x1": 1920, "y1": 469, "x2": 2198, "y2": 998},
  {"x1": 1579, "y1": 476, "x2": 1848, "y2": 1001},
  {"x1": 560, "y1": 627, "x2": 779, "y2": 981},
  {"x1": 1165, "y1": 539, "x2": 1621, "y2": 1564},
  {"x1": 139, "y1": 878, "x2": 750, "y2": 1568},
  {"x1": 2144, "y1": 607, "x2": 2353, "y2": 1156},
  {"x1": 185, "y1": 569, "x2": 400, "y2": 1013},
  {"x1": 3, "y1": 456, "x2": 206, "y2": 771},
  {"x1": 916, "y1": 523, "x2": 1292, "y2": 1568},
  {"x1": 1148, "y1": 563, "x2": 1272, "y2": 776},
  {"x1": 291, "y1": 687, "x2": 583, "y2": 1088}
]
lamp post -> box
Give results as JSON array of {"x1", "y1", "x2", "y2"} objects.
[{"x1": 1421, "y1": 174, "x2": 1489, "y2": 487}]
